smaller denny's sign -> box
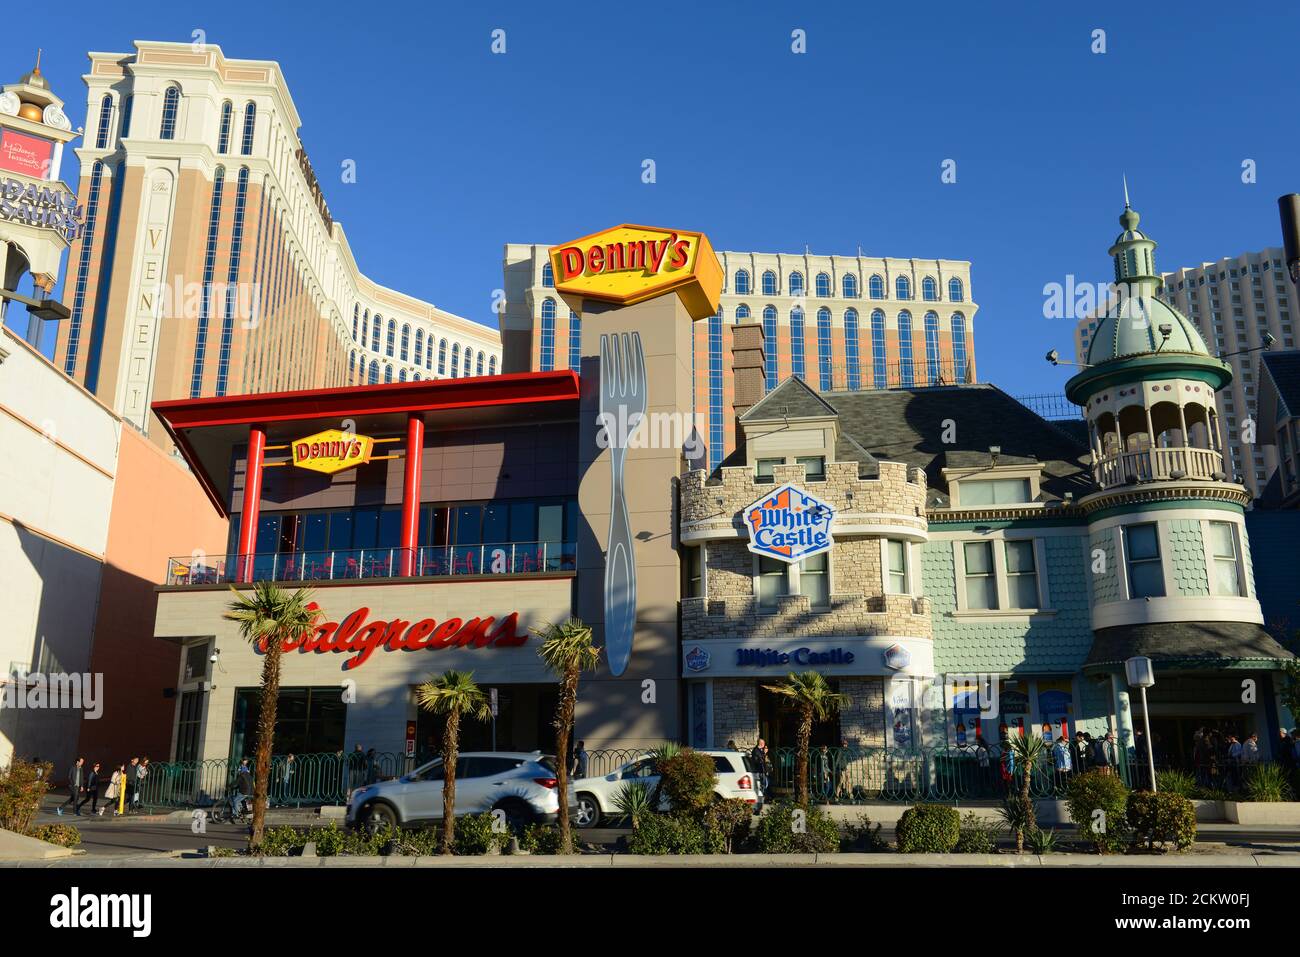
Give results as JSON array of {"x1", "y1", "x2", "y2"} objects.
[
  {"x1": 549, "y1": 224, "x2": 722, "y2": 321},
  {"x1": 291, "y1": 429, "x2": 375, "y2": 474}
]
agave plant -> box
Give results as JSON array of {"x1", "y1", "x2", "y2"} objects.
[
  {"x1": 1155, "y1": 768, "x2": 1198, "y2": 798},
  {"x1": 646, "y1": 742, "x2": 682, "y2": 810},
  {"x1": 1026, "y1": 826, "x2": 1059, "y2": 854},
  {"x1": 611, "y1": 781, "x2": 653, "y2": 828},
  {"x1": 1244, "y1": 762, "x2": 1295, "y2": 803}
]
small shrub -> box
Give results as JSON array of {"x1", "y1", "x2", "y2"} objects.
[
  {"x1": 454, "y1": 812, "x2": 508, "y2": 855},
  {"x1": 627, "y1": 811, "x2": 724, "y2": 855},
  {"x1": 257, "y1": 825, "x2": 310, "y2": 857},
  {"x1": 842, "y1": 813, "x2": 888, "y2": 852},
  {"x1": 954, "y1": 813, "x2": 999, "y2": 854},
  {"x1": 1127, "y1": 790, "x2": 1197, "y2": 851},
  {"x1": 752, "y1": 801, "x2": 841, "y2": 854},
  {"x1": 611, "y1": 781, "x2": 652, "y2": 822},
  {"x1": 1195, "y1": 786, "x2": 1233, "y2": 802},
  {"x1": 703, "y1": 798, "x2": 753, "y2": 853},
  {"x1": 0, "y1": 759, "x2": 53, "y2": 834},
  {"x1": 29, "y1": 823, "x2": 81, "y2": 848},
  {"x1": 393, "y1": 827, "x2": 443, "y2": 856},
  {"x1": 1244, "y1": 763, "x2": 1294, "y2": 803},
  {"x1": 656, "y1": 749, "x2": 717, "y2": 813},
  {"x1": 207, "y1": 846, "x2": 237, "y2": 858},
  {"x1": 1026, "y1": 827, "x2": 1059, "y2": 854},
  {"x1": 895, "y1": 804, "x2": 960, "y2": 853},
  {"x1": 312, "y1": 821, "x2": 347, "y2": 856},
  {"x1": 1155, "y1": 769, "x2": 1197, "y2": 798},
  {"x1": 515, "y1": 823, "x2": 562, "y2": 855},
  {"x1": 1066, "y1": 769, "x2": 1130, "y2": 853}
]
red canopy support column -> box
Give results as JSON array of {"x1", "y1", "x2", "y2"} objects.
[
  {"x1": 236, "y1": 424, "x2": 267, "y2": 583},
  {"x1": 399, "y1": 412, "x2": 424, "y2": 576}
]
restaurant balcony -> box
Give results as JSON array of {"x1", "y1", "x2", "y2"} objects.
[{"x1": 163, "y1": 541, "x2": 576, "y2": 587}]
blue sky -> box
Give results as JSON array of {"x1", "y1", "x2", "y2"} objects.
[{"x1": 5, "y1": 1, "x2": 1298, "y2": 394}]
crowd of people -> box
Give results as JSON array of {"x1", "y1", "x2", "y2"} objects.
[{"x1": 54, "y1": 756, "x2": 152, "y2": 817}]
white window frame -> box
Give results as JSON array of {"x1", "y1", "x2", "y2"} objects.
[
  {"x1": 753, "y1": 554, "x2": 791, "y2": 612},
  {"x1": 952, "y1": 535, "x2": 1050, "y2": 614},
  {"x1": 685, "y1": 543, "x2": 707, "y2": 599},
  {"x1": 1119, "y1": 521, "x2": 1168, "y2": 601},
  {"x1": 1202, "y1": 519, "x2": 1245, "y2": 598},
  {"x1": 880, "y1": 538, "x2": 912, "y2": 595}
]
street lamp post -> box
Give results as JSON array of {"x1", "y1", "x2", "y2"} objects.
[{"x1": 1124, "y1": 656, "x2": 1158, "y2": 792}]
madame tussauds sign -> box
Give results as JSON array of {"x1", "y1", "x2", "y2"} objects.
[{"x1": 264, "y1": 603, "x2": 530, "y2": 671}]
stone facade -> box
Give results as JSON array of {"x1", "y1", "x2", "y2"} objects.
[
  {"x1": 708, "y1": 676, "x2": 886, "y2": 749},
  {"x1": 712, "y1": 678, "x2": 760, "y2": 749},
  {"x1": 837, "y1": 677, "x2": 887, "y2": 746}
]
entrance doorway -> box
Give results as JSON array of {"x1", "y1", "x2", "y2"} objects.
[
  {"x1": 1141, "y1": 714, "x2": 1257, "y2": 773},
  {"x1": 757, "y1": 680, "x2": 842, "y2": 751},
  {"x1": 414, "y1": 683, "x2": 558, "y2": 762}
]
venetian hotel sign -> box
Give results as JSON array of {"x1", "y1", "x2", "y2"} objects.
[
  {"x1": 292, "y1": 429, "x2": 375, "y2": 474},
  {"x1": 549, "y1": 224, "x2": 723, "y2": 321}
]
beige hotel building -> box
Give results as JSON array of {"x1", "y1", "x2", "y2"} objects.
[
  {"x1": 503, "y1": 244, "x2": 977, "y2": 469},
  {"x1": 53, "y1": 41, "x2": 501, "y2": 448}
]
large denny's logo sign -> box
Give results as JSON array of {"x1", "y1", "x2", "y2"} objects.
[
  {"x1": 549, "y1": 224, "x2": 722, "y2": 321},
  {"x1": 260, "y1": 603, "x2": 530, "y2": 671},
  {"x1": 292, "y1": 429, "x2": 375, "y2": 474},
  {"x1": 743, "y1": 483, "x2": 834, "y2": 564}
]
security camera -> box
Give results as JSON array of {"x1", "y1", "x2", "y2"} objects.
[
  {"x1": 1046, "y1": 349, "x2": 1060, "y2": 365},
  {"x1": 1158, "y1": 323, "x2": 1173, "y2": 338},
  {"x1": 1262, "y1": 331, "x2": 1276, "y2": 349},
  {"x1": 209, "y1": 648, "x2": 221, "y2": 664}
]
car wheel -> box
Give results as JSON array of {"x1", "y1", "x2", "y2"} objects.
[
  {"x1": 575, "y1": 794, "x2": 600, "y2": 828},
  {"x1": 366, "y1": 801, "x2": 400, "y2": 833},
  {"x1": 492, "y1": 798, "x2": 536, "y2": 831}
]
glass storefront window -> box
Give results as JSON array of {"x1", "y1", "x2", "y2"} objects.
[{"x1": 229, "y1": 686, "x2": 347, "y2": 759}]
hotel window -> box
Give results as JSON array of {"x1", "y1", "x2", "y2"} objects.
[
  {"x1": 800, "y1": 553, "x2": 829, "y2": 607},
  {"x1": 897, "y1": 311, "x2": 914, "y2": 387},
  {"x1": 797, "y1": 456, "x2": 826, "y2": 481},
  {"x1": 541, "y1": 262, "x2": 554, "y2": 287},
  {"x1": 476, "y1": 353, "x2": 485, "y2": 376},
  {"x1": 368, "y1": 360, "x2": 379, "y2": 384},
  {"x1": 189, "y1": 166, "x2": 225, "y2": 397},
  {"x1": 1005, "y1": 540, "x2": 1039, "y2": 608},
  {"x1": 963, "y1": 541, "x2": 998, "y2": 609},
  {"x1": 94, "y1": 94, "x2": 114, "y2": 149},
  {"x1": 352, "y1": 304, "x2": 359, "y2": 341},
  {"x1": 960, "y1": 478, "x2": 1030, "y2": 505},
  {"x1": 762, "y1": 270, "x2": 778, "y2": 295},
  {"x1": 568, "y1": 314, "x2": 581, "y2": 370},
  {"x1": 845, "y1": 308, "x2": 861, "y2": 390},
  {"x1": 349, "y1": 351, "x2": 355, "y2": 380},
  {"x1": 1208, "y1": 521, "x2": 1244, "y2": 596},
  {"x1": 489, "y1": 356, "x2": 497, "y2": 375},
  {"x1": 708, "y1": 309, "x2": 724, "y2": 471},
  {"x1": 120, "y1": 94, "x2": 133, "y2": 138},
  {"x1": 869, "y1": 275, "x2": 885, "y2": 300},
  {"x1": 815, "y1": 272, "x2": 832, "y2": 298},
  {"x1": 450, "y1": 344, "x2": 461, "y2": 377},
  {"x1": 865, "y1": 310, "x2": 885, "y2": 389},
  {"x1": 160, "y1": 85, "x2": 181, "y2": 140},
  {"x1": 539, "y1": 299, "x2": 556, "y2": 371},
  {"x1": 885, "y1": 540, "x2": 909, "y2": 594},
  {"x1": 240, "y1": 102, "x2": 256, "y2": 155},
  {"x1": 215, "y1": 167, "x2": 251, "y2": 396},
  {"x1": 370, "y1": 313, "x2": 380, "y2": 352},
  {"x1": 217, "y1": 101, "x2": 232, "y2": 153},
  {"x1": 843, "y1": 273, "x2": 858, "y2": 299},
  {"x1": 896, "y1": 276, "x2": 911, "y2": 300},
  {"x1": 385, "y1": 319, "x2": 396, "y2": 357},
  {"x1": 735, "y1": 269, "x2": 751, "y2": 295},
  {"x1": 414, "y1": 329, "x2": 424, "y2": 365},
  {"x1": 735, "y1": 304, "x2": 750, "y2": 323},
  {"x1": 400, "y1": 324, "x2": 410, "y2": 361},
  {"x1": 426, "y1": 338, "x2": 434, "y2": 370},
  {"x1": 757, "y1": 556, "x2": 789, "y2": 610},
  {"x1": 1124, "y1": 523, "x2": 1165, "y2": 599},
  {"x1": 789, "y1": 272, "x2": 805, "y2": 297},
  {"x1": 951, "y1": 313, "x2": 968, "y2": 383},
  {"x1": 924, "y1": 311, "x2": 941, "y2": 384},
  {"x1": 817, "y1": 308, "x2": 833, "y2": 391},
  {"x1": 755, "y1": 458, "x2": 783, "y2": 482},
  {"x1": 384, "y1": 365, "x2": 393, "y2": 383},
  {"x1": 763, "y1": 306, "x2": 779, "y2": 389},
  {"x1": 685, "y1": 545, "x2": 704, "y2": 598},
  {"x1": 399, "y1": 369, "x2": 407, "y2": 382},
  {"x1": 62, "y1": 161, "x2": 108, "y2": 375},
  {"x1": 790, "y1": 307, "x2": 806, "y2": 379},
  {"x1": 464, "y1": 349, "x2": 474, "y2": 377},
  {"x1": 949, "y1": 277, "x2": 964, "y2": 303},
  {"x1": 438, "y1": 339, "x2": 447, "y2": 375},
  {"x1": 922, "y1": 277, "x2": 938, "y2": 301}
]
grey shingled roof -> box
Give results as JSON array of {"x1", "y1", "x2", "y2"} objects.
[
  {"x1": 1261, "y1": 350, "x2": 1300, "y2": 418},
  {"x1": 741, "y1": 376, "x2": 840, "y2": 421},
  {"x1": 1085, "y1": 621, "x2": 1295, "y2": 668}
]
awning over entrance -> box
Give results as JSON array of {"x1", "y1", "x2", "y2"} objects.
[{"x1": 1085, "y1": 621, "x2": 1295, "y2": 670}]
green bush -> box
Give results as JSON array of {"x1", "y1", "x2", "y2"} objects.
[
  {"x1": 1066, "y1": 769, "x2": 1130, "y2": 853},
  {"x1": 0, "y1": 759, "x2": 52, "y2": 835},
  {"x1": 752, "y1": 801, "x2": 841, "y2": 854},
  {"x1": 257, "y1": 825, "x2": 310, "y2": 856},
  {"x1": 453, "y1": 812, "x2": 509, "y2": 855},
  {"x1": 1155, "y1": 769, "x2": 1198, "y2": 798},
  {"x1": 842, "y1": 813, "x2": 888, "y2": 852},
  {"x1": 1127, "y1": 790, "x2": 1197, "y2": 851},
  {"x1": 312, "y1": 821, "x2": 347, "y2": 856},
  {"x1": 514, "y1": 823, "x2": 562, "y2": 855},
  {"x1": 656, "y1": 749, "x2": 717, "y2": 813},
  {"x1": 627, "y1": 811, "x2": 725, "y2": 855},
  {"x1": 703, "y1": 798, "x2": 753, "y2": 853},
  {"x1": 1244, "y1": 763, "x2": 1294, "y2": 803},
  {"x1": 954, "y1": 813, "x2": 999, "y2": 854},
  {"x1": 894, "y1": 804, "x2": 961, "y2": 853},
  {"x1": 29, "y1": 823, "x2": 81, "y2": 848}
]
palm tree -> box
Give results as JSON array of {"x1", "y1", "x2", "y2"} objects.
[
  {"x1": 415, "y1": 670, "x2": 492, "y2": 854},
  {"x1": 223, "y1": 582, "x2": 320, "y2": 849},
  {"x1": 535, "y1": 618, "x2": 601, "y2": 853},
  {"x1": 761, "y1": 671, "x2": 848, "y2": 806},
  {"x1": 1002, "y1": 731, "x2": 1048, "y2": 852}
]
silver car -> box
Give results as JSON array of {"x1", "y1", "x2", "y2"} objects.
[{"x1": 346, "y1": 751, "x2": 576, "y2": 831}]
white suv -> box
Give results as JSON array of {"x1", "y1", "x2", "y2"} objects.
[
  {"x1": 346, "y1": 752, "x2": 576, "y2": 831},
  {"x1": 572, "y1": 750, "x2": 761, "y2": 828}
]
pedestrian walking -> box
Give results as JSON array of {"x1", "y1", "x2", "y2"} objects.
[
  {"x1": 1052, "y1": 734, "x2": 1073, "y2": 788},
  {"x1": 124, "y1": 757, "x2": 140, "y2": 814},
  {"x1": 1071, "y1": 731, "x2": 1089, "y2": 774},
  {"x1": 134, "y1": 757, "x2": 150, "y2": 810},
  {"x1": 571, "y1": 740, "x2": 589, "y2": 779},
  {"x1": 57, "y1": 758, "x2": 85, "y2": 816},
  {"x1": 76, "y1": 762, "x2": 101, "y2": 815},
  {"x1": 104, "y1": 763, "x2": 125, "y2": 815}
]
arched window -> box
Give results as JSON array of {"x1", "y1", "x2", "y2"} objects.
[
  {"x1": 951, "y1": 313, "x2": 968, "y2": 383},
  {"x1": 400, "y1": 324, "x2": 410, "y2": 361},
  {"x1": 922, "y1": 277, "x2": 938, "y2": 302},
  {"x1": 217, "y1": 101, "x2": 232, "y2": 153},
  {"x1": 399, "y1": 368, "x2": 407, "y2": 382},
  {"x1": 735, "y1": 304, "x2": 750, "y2": 323},
  {"x1": 352, "y1": 303, "x2": 359, "y2": 341},
  {"x1": 94, "y1": 94, "x2": 114, "y2": 149},
  {"x1": 789, "y1": 272, "x2": 805, "y2": 297},
  {"x1": 735, "y1": 269, "x2": 751, "y2": 295},
  {"x1": 368, "y1": 360, "x2": 379, "y2": 385},
  {"x1": 924, "y1": 311, "x2": 941, "y2": 384},
  {"x1": 845, "y1": 308, "x2": 861, "y2": 390},
  {"x1": 451, "y1": 344, "x2": 461, "y2": 377},
  {"x1": 438, "y1": 339, "x2": 448, "y2": 375},
  {"x1": 842, "y1": 273, "x2": 858, "y2": 299},
  {"x1": 817, "y1": 307, "x2": 833, "y2": 391},
  {"x1": 476, "y1": 352, "x2": 485, "y2": 376},
  {"x1": 384, "y1": 365, "x2": 393, "y2": 383},
  {"x1": 413, "y1": 372, "x2": 421, "y2": 381},
  {"x1": 385, "y1": 318, "x2": 396, "y2": 357},
  {"x1": 369, "y1": 311, "x2": 380, "y2": 352},
  {"x1": 761, "y1": 270, "x2": 778, "y2": 295},
  {"x1": 349, "y1": 350, "x2": 356, "y2": 380},
  {"x1": 489, "y1": 356, "x2": 497, "y2": 375},
  {"x1": 464, "y1": 349, "x2": 474, "y2": 376},
  {"x1": 425, "y1": 337, "x2": 433, "y2": 369},
  {"x1": 871, "y1": 310, "x2": 887, "y2": 388},
  {"x1": 869, "y1": 275, "x2": 885, "y2": 299},
  {"x1": 898, "y1": 311, "x2": 914, "y2": 386},
  {"x1": 414, "y1": 328, "x2": 424, "y2": 363},
  {"x1": 160, "y1": 85, "x2": 181, "y2": 140},
  {"x1": 568, "y1": 313, "x2": 581, "y2": 370},
  {"x1": 542, "y1": 262, "x2": 554, "y2": 287},
  {"x1": 762, "y1": 305, "x2": 779, "y2": 390},
  {"x1": 188, "y1": 165, "x2": 225, "y2": 397},
  {"x1": 790, "y1": 306, "x2": 806, "y2": 379},
  {"x1": 948, "y1": 277, "x2": 964, "y2": 303},
  {"x1": 240, "y1": 101, "x2": 256, "y2": 155},
  {"x1": 539, "y1": 298, "x2": 556, "y2": 371},
  {"x1": 896, "y1": 275, "x2": 911, "y2": 300},
  {"x1": 815, "y1": 272, "x2": 832, "y2": 298}
]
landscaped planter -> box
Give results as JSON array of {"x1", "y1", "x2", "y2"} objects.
[
  {"x1": 1223, "y1": 801, "x2": 1300, "y2": 826},
  {"x1": 1190, "y1": 799, "x2": 1225, "y2": 823}
]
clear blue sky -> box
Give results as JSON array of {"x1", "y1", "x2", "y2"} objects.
[{"x1": 6, "y1": 1, "x2": 1298, "y2": 394}]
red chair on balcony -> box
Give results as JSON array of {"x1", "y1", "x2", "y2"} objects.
[{"x1": 453, "y1": 550, "x2": 477, "y2": 575}]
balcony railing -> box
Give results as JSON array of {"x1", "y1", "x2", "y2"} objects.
[
  {"x1": 164, "y1": 541, "x2": 576, "y2": 586},
  {"x1": 1093, "y1": 445, "x2": 1223, "y2": 488}
]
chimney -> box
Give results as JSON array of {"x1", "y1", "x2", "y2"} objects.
[{"x1": 731, "y1": 322, "x2": 767, "y2": 418}]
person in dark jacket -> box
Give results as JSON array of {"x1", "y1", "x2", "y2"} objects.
[
  {"x1": 1071, "y1": 732, "x2": 1089, "y2": 774},
  {"x1": 231, "y1": 758, "x2": 254, "y2": 818},
  {"x1": 124, "y1": 757, "x2": 140, "y2": 815},
  {"x1": 750, "y1": 739, "x2": 770, "y2": 796},
  {"x1": 76, "y1": 762, "x2": 101, "y2": 815},
  {"x1": 57, "y1": 758, "x2": 85, "y2": 816}
]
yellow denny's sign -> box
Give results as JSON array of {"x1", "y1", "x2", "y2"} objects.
[
  {"x1": 291, "y1": 429, "x2": 375, "y2": 474},
  {"x1": 549, "y1": 224, "x2": 722, "y2": 321}
]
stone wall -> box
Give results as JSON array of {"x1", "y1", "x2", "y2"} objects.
[
  {"x1": 681, "y1": 592, "x2": 931, "y2": 643},
  {"x1": 712, "y1": 678, "x2": 760, "y2": 749},
  {"x1": 838, "y1": 677, "x2": 887, "y2": 746}
]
